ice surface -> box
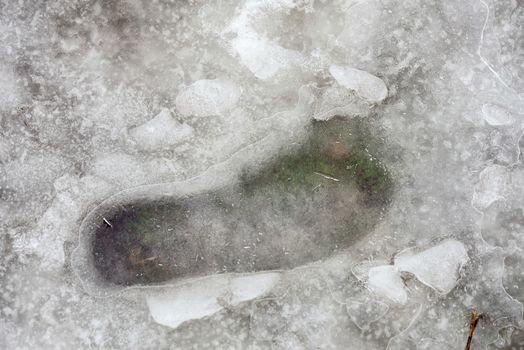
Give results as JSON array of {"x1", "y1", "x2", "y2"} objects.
[
  {"x1": 3, "y1": 0, "x2": 524, "y2": 348},
  {"x1": 346, "y1": 296, "x2": 389, "y2": 330},
  {"x1": 0, "y1": 63, "x2": 21, "y2": 111},
  {"x1": 174, "y1": 79, "x2": 241, "y2": 117}
]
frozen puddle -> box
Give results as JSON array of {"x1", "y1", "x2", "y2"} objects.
[
  {"x1": 75, "y1": 117, "x2": 392, "y2": 287},
  {"x1": 73, "y1": 117, "x2": 392, "y2": 288},
  {"x1": 72, "y1": 117, "x2": 393, "y2": 327}
]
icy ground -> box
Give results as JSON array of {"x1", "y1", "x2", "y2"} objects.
[{"x1": 1, "y1": 0, "x2": 524, "y2": 349}]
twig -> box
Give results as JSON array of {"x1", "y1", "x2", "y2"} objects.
[
  {"x1": 102, "y1": 217, "x2": 113, "y2": 228},
  {"x1": 465, "y1": 310, "x2": 482, "y2": 350},
  {"x1": 314, "y1": 172, "x2": 340, "y2": 182}
]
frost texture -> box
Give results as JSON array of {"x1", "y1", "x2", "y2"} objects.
[{"x1": 2, "y1": 0, "x2": 524, "y2": 349}]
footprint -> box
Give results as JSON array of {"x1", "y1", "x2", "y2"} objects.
[{"x1": 77, "y1": 117, "x2": 393, "y2": 290}]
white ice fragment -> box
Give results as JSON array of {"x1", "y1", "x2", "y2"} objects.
[
  {"x1": 472, "y1": 165, "x2": 509, "y2": 211},
  {"x1": 230, "y1": 36, "x2": 304, "y2": 80},
  {"x1": 329, "y1": 64, "x2": 388, "y2": 103},
  {"x1": 129, "y1": 109, "x2": 193, "y2": 150},
  {"x1": 175, "y1": 78, "x2": 241, "y2": 117},
  {"x1": 229, "y1": 273, "x2": 280, "y2": 303},
  {"x1": 481, "y1": 103, "x2": 513, "y2": 126},
  {"x1": 146, "y1": 279, "x2": 227, "y2": 329},
  {"x1": 224, "y1": 0, "x2": 305, "y2": 80},
  {"x1": 146, "y1": 272, "x2": 280, "y2": 329},
  {"x1": 93, "y1": 153, "x2": 150, "y2": 187},
  {"x1": 368, "y1": 265, "x2": 408, "y2": 304},
  {"x1": 312, "y1": 85, "x2": 370, "y2": 121},
  {"x1": 395, "y1": 239, "x2": 468, "y2": 294},
  {"x1": 351, "y1": 259, "x2": 390, "y2": 282}
]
